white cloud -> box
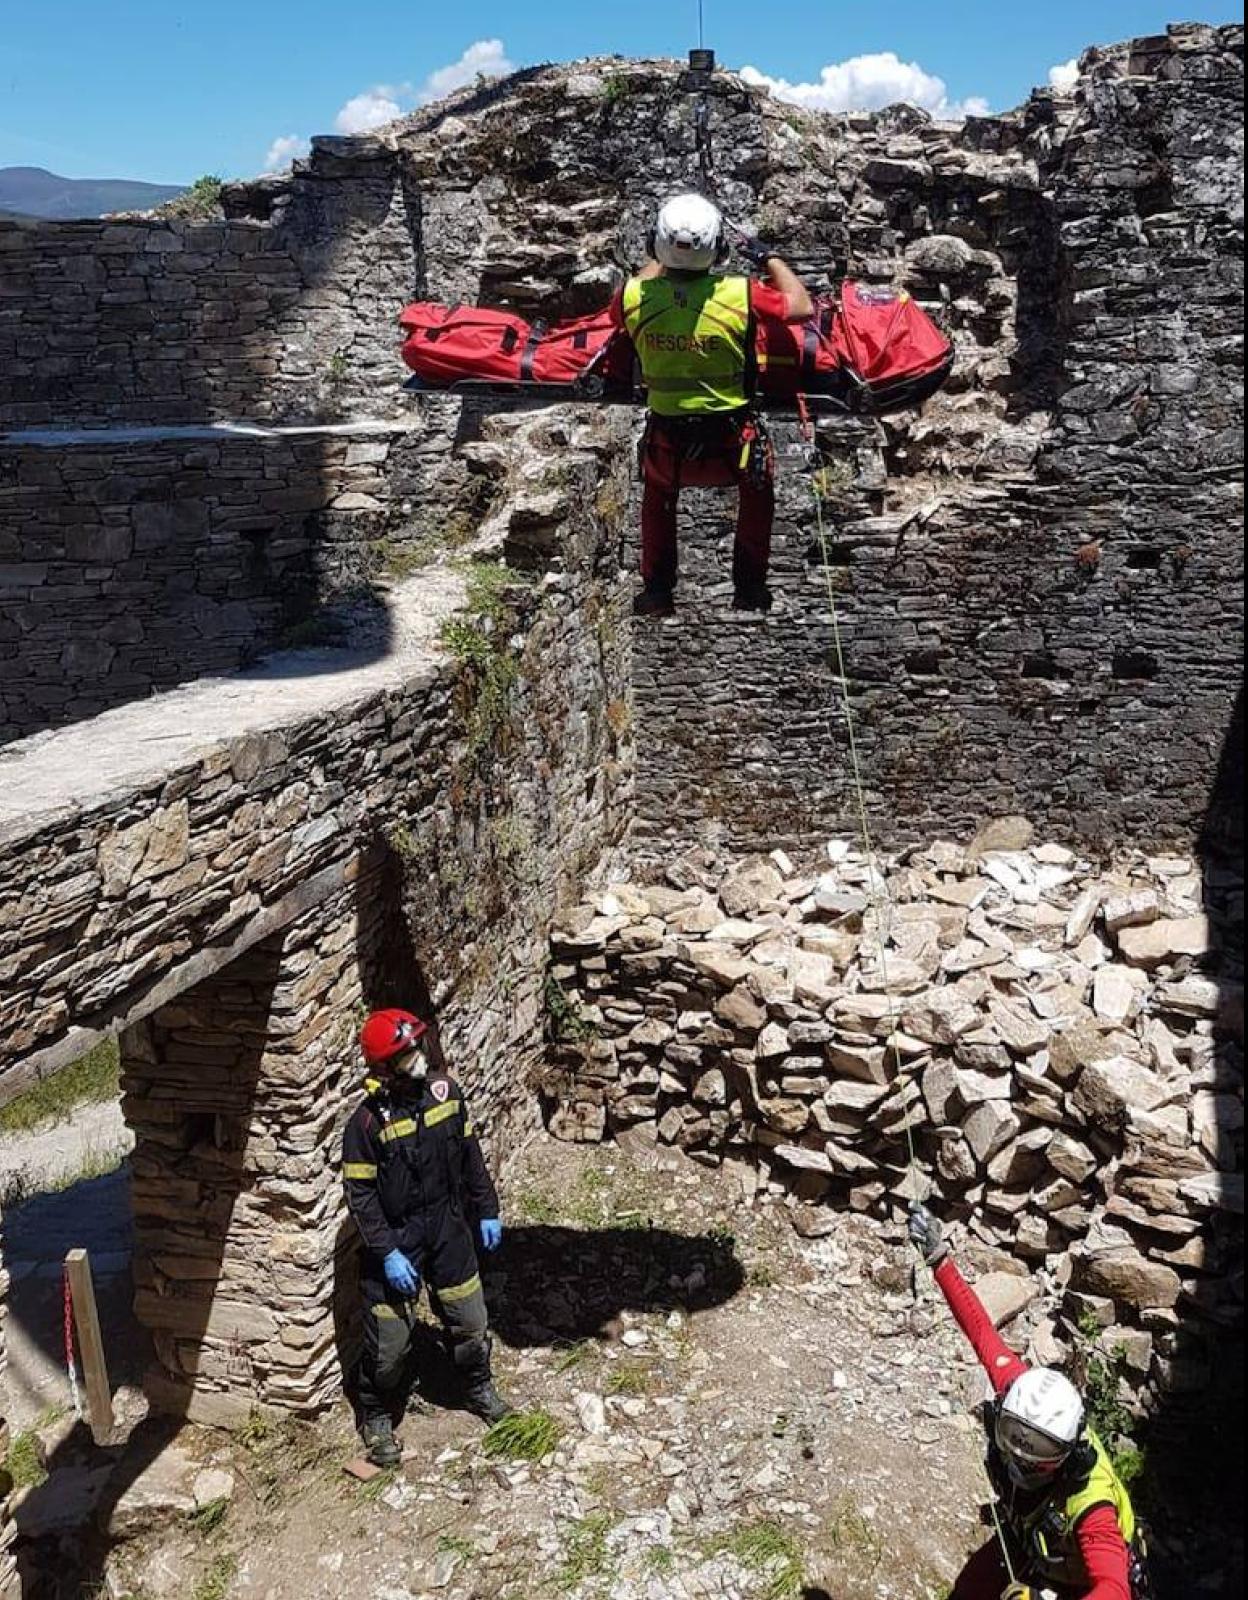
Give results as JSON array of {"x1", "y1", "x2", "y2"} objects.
[
  {"x1": 335, "y1": 86, "x2": 406, "y2": 134},
  {"x1": 740, "y1": 51, "x2": 989, "y2": 121},
  {"x1": 417, "y1": 38, "x2": 514, "y2": 104},
  {"x1": 264, "y1": 134, "x2": 310, "y2": 172},
  {"x1": 1049, "y1": 58, "x2": 1081, "y2": 94},
  {"x1": 330, "y1": 41, "x2": 515, "y2": 139}
]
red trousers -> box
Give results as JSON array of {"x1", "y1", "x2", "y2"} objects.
[{"x1": 640, "y1": 412, "x2": 775, "y2": 593}]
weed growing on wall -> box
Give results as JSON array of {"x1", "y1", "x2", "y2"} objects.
[
  {"x1": 0, "y1": 1037, "x2": 120, "y2": 1134},
  {"x1": 1074, "y1": 1312, "x2": 1147, "y2": 1486},
  {"x1": 544, "y1": 970, "x2": 597, "y2": 1044}
]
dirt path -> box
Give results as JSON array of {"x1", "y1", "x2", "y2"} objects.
[{"x1": 99, "y1": 1137, "x2": 992, "y2": 1600}]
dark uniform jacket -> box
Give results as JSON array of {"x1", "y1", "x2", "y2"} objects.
[{"x1": 341, "y1": 1072, "x2": 500, "y2": 1264}]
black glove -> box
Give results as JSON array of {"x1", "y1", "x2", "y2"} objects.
[
  {"x1": 907, "y1": 1205, "x2": 949, "y2": 1268},
  {"x1": 738, "y1": 234, "x2": 776, "y2": 272}
]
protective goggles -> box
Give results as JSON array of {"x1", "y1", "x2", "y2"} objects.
[
  {"x1": 996, "y1": 1413, "x2": 1070, "y2": 1474},
  {"x1": 388, "y1": 1018, "x2": 427, "y2": 1057}
]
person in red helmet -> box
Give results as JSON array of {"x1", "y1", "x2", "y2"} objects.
[{"x1": 343, "y1": 1008, "x2": 513, "y2": 1466}]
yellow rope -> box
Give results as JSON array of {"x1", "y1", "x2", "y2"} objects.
[
  {"x1": 809, "y1": 442, "x2": 1022, "y2": 1593},
  {"x1": 808, "y1": 461, "x2": 920, "y2": 1184}
]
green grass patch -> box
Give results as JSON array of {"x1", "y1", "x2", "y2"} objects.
[
  {"x1": 0, "y1": 1038, "x2": 120, "y2": 1134},
  {"x1": 824, "y1": 1497, "x2": 883, "y2": 1571},
  {"x1": 715, "y1": 1520, "x2": 806, "y2": 1600},
  {"x1": 4, "y1": 1426, "x2": 47, "y2": 1490},
  {"x1": 604, "y1": 1357, "x2": 657, "y2": 1398},
  {"x1": 553, "y1": 1339, "x2": 599, "y2": 1375},
  {"x1": 557, "y1": 1513, "x2": 615, "y2": 1590},
  {"x1": 544, "y1": 971, "x2": 598, "y2": 1045},
  {"x1": 189, "y1": 1496, "x2": 230, "y2": 1536},
  {"x1": 191, "y1": 1553, "x2": 238, "y2": 1600},
  {"x1": 482, "y1": 1409, "x2": 564, "y2": 1464}
]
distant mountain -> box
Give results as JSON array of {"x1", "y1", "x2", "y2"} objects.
[{"x1": 0, "y1": 166, "x2": 187, "y2": 220}]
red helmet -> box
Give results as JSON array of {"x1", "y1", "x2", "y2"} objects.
[{"x1": 360, "y1": 1009, "x2": 429, "y2": 1066}]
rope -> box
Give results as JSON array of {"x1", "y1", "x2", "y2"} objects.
[
  {"x1": 808, "y1": 429, "x2": 1023, "y2": 1593},
  {"x1": 806, "y1": 451, "x2": 921, "y2": 1188},
  {"x1": 62, "y1": 1265, "x2": 83, "y2": 1419}
]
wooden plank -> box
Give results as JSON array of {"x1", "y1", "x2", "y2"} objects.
[{"x1": 65, "y1": 1248, "x2": 114, "y2": 1442}]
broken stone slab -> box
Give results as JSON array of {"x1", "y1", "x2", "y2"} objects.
[
  {"x1": 772, "y1": 1143, "x2": 835, "y2": 1175},
  {"x1": 1116, "y1": 915, "x2": 1211, "y2": 970},
  {"x1": 1178, "y1": 1173, "x2": 1245, "y2": 1214},
  {"x1": 976, "y1": 1271, "x2": 1040, "y2": 1327},
  {"x1": 755, "y1": 1022, "x2": 790, "y2": 1060},
  {"x1": 549, "y1": 1102, "x2": 608, "y2": 1143},
  {"x1": 953, "y1": 1067, "x2": 1014, "y2": 1106},
  {"x1": 826, "y1": 1039, "x2": 893, "y2": 1085},
  {"x1": 789, "y1": 948, "x2": 844, "y2": 1009},
  {"x1": 1073, "y1": 1056, "x2": 1171, "y2": 1124},
  {"x1": 798, "y1": 927, "x2": 860, "y2": 964},
  {"x1": 683, "y1": 943, "x2": 753, "y2": 989},
  {"x1": 1073, "y1": 1239, "x2": 1182, "y2": 1311},
  {"x1": 716, "y1": 983, "x2": 768, "y2": 1033},
  {"x1": 824, "y1": 1079, "x2": 890, "y2": 1112},
  {"x1": 927, "y1": 876, "x2": 991, "y2": 909},
  {"x1": 900, "y1": 988, "x2": 980, "y2": 1045},
  {"x1": 1155, "y1": 975, "x2": 1221, "y2": 1020},
  {"x1": 1091, "y1": 965, "x2": 1146, "y2": 1024},
  {"x1": 962, "y1": 1100, "x2": 1021, "y2": 1165},
  {"x1": 1192, "y1": 1091, "x2": 1245, "y2": 1162},
  {"x1": 1102, "y1": 889, "x2": 1161, "y2": 935},
  {"x1": 103, "y1": 1442, "x2": 202, "y2": 1538},
  {"x1": 988, "y1": 998, "x2": 1050, "y2": 1056},
  {"x1": 708, "y1": 918, "x2": 772, "y2": 948},
  {"x1": 1064, "y1": 886, "x2": 1103, "y2": 946},
  {"x1": 719, "y1": 857, "x2": 786, "y2": 919},
  {"x1": 966, "y1": 816, "x2": 1035, "y2": 859},
  {"x1": 1047, "y1": 1131, "x2": 1098, "y2": 1182},
  {"x1": 987, "y1": 1128, "x2": 1053, "y2": 1185}
]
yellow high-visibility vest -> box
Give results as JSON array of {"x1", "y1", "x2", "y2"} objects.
[
  {"x1": 1007, "y1": 1431, "x2": 1138, "y2": 1588},
  {"x1": 622, "y1": 274, "x2": 751, "y2": 416}
]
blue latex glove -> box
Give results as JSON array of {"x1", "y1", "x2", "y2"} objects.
[
  {"x1": 383, "y1": 1249, "x2": 421, "y2": 1296},
  {"x1": 479, "y1": 1219, "x2": 504, "y2": 1253}
]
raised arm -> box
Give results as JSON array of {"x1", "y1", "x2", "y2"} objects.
[
  {"x1": 909, "y1": 1207, "x2": 1028, "y2": 1395},
  {"x1": 761, "y1": 255, "x2": 813, "y2": 322}
]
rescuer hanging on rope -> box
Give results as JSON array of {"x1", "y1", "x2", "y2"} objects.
[
  {"x1": 343, "y1": 1010, "x2": 513, "y2": 1467},
  {"x1": 908, "y1": 1207, "x2": 1152, "y2": 1600},
  {"x1": 615, "y1": 192, "x2": 813, "y2": 616}
]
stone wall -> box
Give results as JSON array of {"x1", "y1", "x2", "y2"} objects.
[
  {"x1": 0, "y1": 415, "x2": 498, "y2": 744},
  {"x1": 627, "y1": 23, "x2": 1244, "y2": 858},
  {"x1": 0, "y1": 409, "x2": 634, "y2": 1412},
  {"x1": 0, "y1": 139, "x2": 418, "y2": 430},
  {"x1": 545, "y1": 832, "x2": 1244, "y2": 1400}
]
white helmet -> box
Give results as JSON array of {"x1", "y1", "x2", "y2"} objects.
[
  {"x1": 653, "y1": 192, "x2": 724, "y2": 271},
  {"x1": 996, "y1": 1369, "x2": 1085, "y2": 1490}
]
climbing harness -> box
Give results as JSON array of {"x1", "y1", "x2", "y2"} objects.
[{"x1": 62, "y1": 1263, "x2": 83, "y2": 1420}]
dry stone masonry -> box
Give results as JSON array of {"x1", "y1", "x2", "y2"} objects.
[
  {"x1": 0, "y1": 21, "x2": 1241, "y2": 1443},
  {"x1": 545, "y1": 826, "x2": 1243, "y2": 1403}
]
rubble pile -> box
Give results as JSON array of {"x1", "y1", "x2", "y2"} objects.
[{"x1": 546, "y1": 822, "x2": 1244, "y2": 1394}]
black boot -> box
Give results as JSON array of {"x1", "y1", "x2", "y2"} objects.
[
  {"x1": 632, "y1": 586, "x2": 676, "y2": 618},
  {"x1": 733, "y1": 581, "x2": 773, "y2": 613},
  {"x1": 456, "y1": 1337, "x2": 515, "y2": 1426},
  {"x1": 361, "y1": 1414, "x2": 402, "y2": 1468}
]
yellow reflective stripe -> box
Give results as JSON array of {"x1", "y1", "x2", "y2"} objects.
[
  {"x1": 343, "y1": 1163, "x2": 378, "y2": 1180},
  {"x1": 380, "y1": 1119, "x2": 418, "y2": 1142},
  {"x1": 463, "y1": 1122, "x2": 475, "y2": 1138},
  {"x1": 372, "y1": 1303, "x2": 401, "y2": 1321},
  {"x1": 437, "y1": 1273, "x2": 483, "y2": 1304},
  {"x1": 423, "y1": 1100, "x2": 461, "y2": 1128}
]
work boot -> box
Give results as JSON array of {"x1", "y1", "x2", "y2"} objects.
[
  {"x1": 361, "y1": 1414, "x2": 402, "y2": 1468},
  {"x1": 632, "y1": 586, "x2": 676, "y2": 618},
  {"x1": 457, "y1": 1336, "x2": 515, "y2": 1425},
  {"x1": 464, "y1": 1376, "x2": 514, "y2": 1426},
  {"x1": 733, "y1": 582, "x2": 773, "y2": 613}
]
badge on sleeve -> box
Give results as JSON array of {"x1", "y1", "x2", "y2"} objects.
[{"x1": 430, "y1": 1079, "x2": 451, "y2": 1103}]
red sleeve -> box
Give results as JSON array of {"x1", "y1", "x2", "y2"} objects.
[
  {"x1": 749, "y1": 280, "x2": 804, "y2": 325},
  {"x1": 933, "y1": 1257, "x2": 1029, "y2": 1396},
  {"x1": 1075, "y1": 1505, "x2": 1133, "y2": 1600}
]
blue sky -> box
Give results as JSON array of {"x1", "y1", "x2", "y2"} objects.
[{"x1": 2, "y1": 1, "x2": 1243, "y2": 183}]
